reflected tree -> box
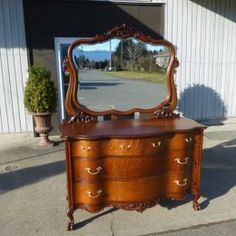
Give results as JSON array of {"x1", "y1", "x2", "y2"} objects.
[{"x1": 114, "y1": 39, "x2": 148, "y2": 70}]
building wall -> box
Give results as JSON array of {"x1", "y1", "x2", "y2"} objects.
[
  {"x1": 23, "y1": 0, "x2": 164, "y2": 133},
  {"x1": 165, "y1": 0, "x2": 236, "y2": 120},
  {"x1": 28, "y1": 0, "x2": 236, "y2": 122},
  {"x1": 0, "y1": 0, "x2": 32, "y2": 133},
  {"x1": 1, "y1": 0, "x2": 236, "y2": 133}
]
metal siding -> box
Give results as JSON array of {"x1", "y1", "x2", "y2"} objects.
[
  {"x1": 0, "y1": 0, "x2": 32, "y2": 133},
  {"x1": 165, "y1": 0, "x2": 236, "y2": 120},
  {"x1": 1, "y1": 0, "x2": 236, "y2": 132}
]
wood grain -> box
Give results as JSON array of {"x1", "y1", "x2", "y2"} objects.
[
  {"x1": 62, "y1": 116, "x2": 205, "y2": 229},
  {"x1": 72, "y1": 152, "x2": 193, "y2": 181},
  {"x1": 69, "y1": 132, "x2": 196, "y2": 158},
  {"x1": 73, "y1": 173, "x2": 191, "y2": 205},
  {"x1": 59, "y1": 117, "x2": 205, "y2": 139}
]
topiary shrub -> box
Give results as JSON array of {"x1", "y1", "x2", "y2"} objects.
[{"x1": 24, "y1": 63, "x2": 57, "y2": 113}]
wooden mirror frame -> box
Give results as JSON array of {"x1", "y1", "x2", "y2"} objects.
[{"x1": 63, "y1": 24, "x2": 179, "y2": 120}]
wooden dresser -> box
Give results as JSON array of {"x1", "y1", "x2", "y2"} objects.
[
  {"x1": 59, "y1": 25, "x2": 206, "y2": 230},
  {"x1": 59, "y1": 118, "x2": 206, "y2": 230}
]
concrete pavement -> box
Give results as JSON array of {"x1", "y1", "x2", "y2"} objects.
[
  {"x1": 79, "y1": 69, "x2": 166, "y2": 111},
  {"x1": 147, "y1": 219, "x2": 236, "y2": 236},
  {"x1": 0, "y1": 119, "x2": 236, "y2": 236}
]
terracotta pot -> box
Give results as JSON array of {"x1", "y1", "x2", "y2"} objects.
[{"x1": 32, "y1": 112, "x2": 53, "y2": 146}]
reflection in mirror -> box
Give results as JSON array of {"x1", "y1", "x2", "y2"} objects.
[{"x1": 72, "y1": 38, "x2": 170, "y2": 111}]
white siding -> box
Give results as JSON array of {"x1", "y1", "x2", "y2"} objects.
[
  {"x1": 1, "y1": 0, "x2": 236, "y2": 133},
  {"x1": 0, "y1": 0, "x2": 32, "y2": 133},
  {"x1": 165, "y1": 0, "x2": 236, "y2": 120}
]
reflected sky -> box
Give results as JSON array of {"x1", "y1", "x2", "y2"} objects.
[{"x1": 75, "y1": 38, "x2": 165, "y2": 52}]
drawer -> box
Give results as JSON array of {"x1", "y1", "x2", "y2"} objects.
[
  {"x1": 70, "y1": 132, "x2": 196, "y2": 158},
  {"x1": 73, "y1": 172, "x2": 191, "y2": 205},
  {"x1": 145, "y1": 133, "x2": 195, "y2": 154},
  {"x1": 168, "y1": 132, "x2": 196, "y2": 150},
  {"x1": 71, "y1": 138, "x2": 145, "y2": 157},
  {"x1": 72, "y1": 151, "x2": 193, "y2": 181},
  {"x1": 104, "y1": 138, "x2": 144, "y2": 156},
  {"x1": 71, "y1": 140, "x2": 106, "y2": 158}
]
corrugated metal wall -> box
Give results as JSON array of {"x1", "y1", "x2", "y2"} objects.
[
  {"x1": 1, "y1": 0, "x2": 236, "y2": 133},
  {"x1": 165, "y1": 0, "x2": 236, "y2": 120},
  {"x1": 0, "y1": 0, "x2": 32, "y2": 133}
]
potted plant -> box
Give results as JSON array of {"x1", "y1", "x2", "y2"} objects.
[{"x1": 24, "y1": 63, "x2": 57, "y2": 146}]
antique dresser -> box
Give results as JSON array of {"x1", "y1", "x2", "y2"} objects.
[{"x1": 59, "y1": 25, "x2": 206, "y2": 230}]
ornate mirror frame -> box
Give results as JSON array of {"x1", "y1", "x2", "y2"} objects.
[{"x1": 63, "y1": 24, "x2": 179, "y2": 120}]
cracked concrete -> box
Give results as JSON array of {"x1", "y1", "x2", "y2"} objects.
[
  {"x1": 144, "y1": 219, "x2": 236, "y2": 236},
  {"x1": 110, "y1": 211, "x2": 115, "y2": 236}
]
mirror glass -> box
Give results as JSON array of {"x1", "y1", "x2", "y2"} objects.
[{"x1": 72, "y1": 38, "x2": 170, "y2": 111}]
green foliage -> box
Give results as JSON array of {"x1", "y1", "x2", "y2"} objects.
[
  {"x1": 138, "y1": 56, "x2": 160, "y2": 72},
  {"x1": 114, "y1": 39, "x2": 148, "y2": 63},
  {"x1": 24, "y1": 63, "x2": 57, "y2": 113},
  {"x1": 113, "y1": 39, "x2": 166, "y2": 73}
]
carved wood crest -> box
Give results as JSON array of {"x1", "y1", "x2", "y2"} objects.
[
  {"x1": 96, "y1": 24, "x2": 144, "y2": 40},
  {"x1": 68, "y1": 111, "x2": 97, "y2": 124}
]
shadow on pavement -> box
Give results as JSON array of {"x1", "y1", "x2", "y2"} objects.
[
  {"x1": 80, "y1": 82, "x2": 123, "y2": 90},
  {"x1": 74, "y1": 208, "x2": 117, "y2": 230},
  {"x1": 0, "y1": 160, "x2": 65, "y2": 194},
  {"x1": 201, "y1": 138, "x2": 236, "y2": 208},
  {"x1": 0, "y1": 148, "x2": 64, "y2": 165},
  {"x1": 160, "y1": 138, "x2": 236, "y2": 210}
]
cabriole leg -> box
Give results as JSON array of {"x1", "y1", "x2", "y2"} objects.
[
  {"x1": 67, "y1": 207, "x2": 74, "y2": 230},
  {"x1": 192, "y1": 192, "x2": 201, "y2": 210}
]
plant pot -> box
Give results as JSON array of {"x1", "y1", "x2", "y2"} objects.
[{"x1": 32, "y1": 112, "x2": 53, "y2": 146}]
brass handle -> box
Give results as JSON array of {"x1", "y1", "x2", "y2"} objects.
[
  {"x1": 86, "y1": 189, "x2": 103, "y2": 198},
  {"x1": 85, "y1": 167, "x2": 102, "y2": 175},
  {"x1": 174, "y1": 157, "x2": 189, "y2": 165},
  {"x1": 152, "y1": 141, "x2": 162, "y2": 147},
  {"x1": 81, "y1": 146, "x2": 92, "y2": 152},
  {"x1": 120, "y1": 144, "x2": 132, "y2": 150},
  {"x1": 185, "y1": 137, "x2": 193, "y2": 143},
  {"x1": 174, "y1": 178, "x2": 188, "y2": 186}
]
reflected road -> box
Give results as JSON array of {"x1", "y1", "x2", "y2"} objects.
[{"x1": 79, "y1": 69, "x2": 166, "y2": 111}]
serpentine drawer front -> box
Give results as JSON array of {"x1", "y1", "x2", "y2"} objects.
[
  {"x1": 73, "y1": 173, "x2": 191, "y2": 205},
  {"x1": 72, "y1": 151, "x2": 193, "y2": 181},
  {"x1": 71, "y1": 133, "x2": 195, "y2": 158}
]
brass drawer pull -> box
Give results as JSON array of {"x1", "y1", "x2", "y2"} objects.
[
  {"x1": 174, "y1": 178, "x2": 188, "y2": 186},
  {"x1": 152, "y1": 141, "x2": 162, "y2": 147},
  {"x1": 81, "y1": 146, "x2": 92, "y2": 152},
  {"x1": 174, "y1": 157, "x2": 189, "y2": 165},
  {"x1": 185, "y1": 137, "x2": 193, "y2": 143},
  {"x1": 120, "y1": 144, "x2": 132, "y2": 150},
  {"x1": 86, "y1": 189, "x2": 103, "y2": 198},
  {"x1": 85, "y1": 167, "x2": 102, "y2": 175}
]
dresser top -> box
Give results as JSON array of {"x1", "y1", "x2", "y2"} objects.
[{"x1": 59, "y1": 117, "x2": 206, "y2": 140}]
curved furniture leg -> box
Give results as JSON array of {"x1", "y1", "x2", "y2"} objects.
[
  {"x1": 192, "y1": 192, "x2": 201, "y2": 210},
  {"x1": 67, "y1": 207, "x2": 74, "y2": 230}
]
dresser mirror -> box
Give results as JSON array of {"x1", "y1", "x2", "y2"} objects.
[
  {"x1": 64, "y1": 24, "x2": 179, "y2": 117},
  {"x1": 73, "y1": 39, "x2": 170, "y2": 112}
]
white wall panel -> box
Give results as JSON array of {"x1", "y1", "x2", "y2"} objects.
[
  {"x1": 165, "y1": 0, "x2": 236, "y2": 120},
  {"x1": 0, "y1": 0, "x2": 32, "y2": 133},
  {"x1": 1, "y1": 0, "x2": 236, "y2": 133}
]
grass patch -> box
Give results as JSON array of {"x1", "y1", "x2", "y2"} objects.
[{"x1": 104, "y1": 71, "x2": 166, "y2": 84}]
